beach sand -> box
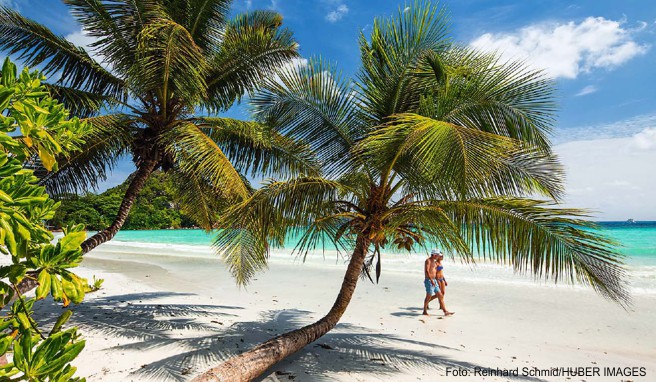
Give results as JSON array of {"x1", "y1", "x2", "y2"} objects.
[{"x1": 30, "y1": 245, "x2": 656, "y2": 381}]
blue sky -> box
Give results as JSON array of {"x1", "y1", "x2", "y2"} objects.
[{"x1": 3, "y1": 0, "x2": 656, "y2": 219}]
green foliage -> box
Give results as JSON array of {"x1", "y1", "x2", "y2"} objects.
[
  {"x1": 51, "y1": 171, "x2": 201, "y2": 230},
  {"x1": 85, "y1": 276, "x2": 103, "y2": 293},
  {"x1": 0, "y1": 58, "x2": 87, "y2": 381}
]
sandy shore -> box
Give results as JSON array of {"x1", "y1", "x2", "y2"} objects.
[{"x1": 30, "y1": 244, "x2": 656, "y2": 382}]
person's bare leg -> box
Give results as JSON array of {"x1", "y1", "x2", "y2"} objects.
[
  {"x1": 422, "y1": 294, "x2": 432, "y2": 315},
  {"x1": 435, "y1": 292, "x2": 454, "y2": 316}
]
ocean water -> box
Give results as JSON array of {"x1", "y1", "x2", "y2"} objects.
[{"x1": 103, "y1": 222, "x2": 656, "y2": 295}]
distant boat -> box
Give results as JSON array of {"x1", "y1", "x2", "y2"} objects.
[{"x1": 626, "y1": 219, "x2": 636, "y2": 224}]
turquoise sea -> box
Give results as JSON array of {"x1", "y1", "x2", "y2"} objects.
[{"x1": 106, "y1": 221, "x2": 656, "y2": 294}]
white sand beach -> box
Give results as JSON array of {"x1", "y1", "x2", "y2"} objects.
[{"x1": 32, "y1": 243, "x2": 656, "y2": 382}]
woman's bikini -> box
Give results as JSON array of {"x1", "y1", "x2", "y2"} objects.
[{"x1": 435, "y1": 263, "x2": 445, "y2": 282}]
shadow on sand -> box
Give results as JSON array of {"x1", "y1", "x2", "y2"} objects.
[{"x1": 33, "y1": 292, "x2": 544, "y2": 382}]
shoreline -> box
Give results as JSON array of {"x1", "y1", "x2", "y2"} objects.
[{"x1": 33, "y1": 244, "x2": 656, "y2": 381}]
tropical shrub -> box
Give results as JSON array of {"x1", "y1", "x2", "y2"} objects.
[{"x1": 0, "y1": 58, "x2": 89, "y2": 381}]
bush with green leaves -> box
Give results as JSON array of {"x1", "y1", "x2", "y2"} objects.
[{"x1": 0, "y1": 57, "x2": 89, "y2": 381}]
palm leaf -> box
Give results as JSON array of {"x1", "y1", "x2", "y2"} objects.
[
  {"x1": 204, "y1": 10, "x2": 299, "y2": 112},
  {"x1": 161, "y1": 122, "x2": 249, "y2": 201},
  {"x1": 436, "y1": 198, "x2": 628, "y2": 304},
  {"x1": 433, "y1": 47, "x2": 557, "y2": 149},
  {"x1": 63, "y1": 0, "x2": 147, "y2": 76},
  {"x1": 162, "y1": 0, "x2": 231, "y2": 54},
  {"x1": 356, "y1": 113, "x2": 564, "y2": 200},
  {"x1": 38, "y1": 114, "x2": 135, "y2": 195},
  {"x1": 195, "y1": 117, "x2": 320, "y2": 178},
  {"x1": 44, "y1": 83, "x2": 112, "y2": 118},
  {"x1": 0, "y1": 5, "x2": 125, "y2": 98},
  {"x1": 251, "y1": 58, "x2": 363, "y2": 175},
  {"x1": 214, "y1": 177, "x2": 347, "y2": 285},
  {"x1": 357, "y1": 0, "x2": 450, "y2": 122},
  {"x1": 130, "y1": 17, "x2": 209, "y2": 107},
  {"x1": 166, "y1": 167, "x2": 234, "y2": 230}
]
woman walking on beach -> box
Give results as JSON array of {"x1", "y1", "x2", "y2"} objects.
[{"x1": 436, "y1": 252, "x2": 447, "y2": 296}]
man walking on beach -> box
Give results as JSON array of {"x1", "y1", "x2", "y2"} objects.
[{"x1": 423, "y1": 249, "x2": 454, "y2": 316}]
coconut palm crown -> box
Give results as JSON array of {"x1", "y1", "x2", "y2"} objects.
[
  {"x1": 197, "y1": 2, "x2": 628, "y2": 380},
  {"x1": 0, "y1": 0, "x2": 317, "y2": 254}
]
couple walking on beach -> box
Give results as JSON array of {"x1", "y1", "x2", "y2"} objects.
[{"x1": 423, "y1": 249, "x2": 454, "y2": 316}]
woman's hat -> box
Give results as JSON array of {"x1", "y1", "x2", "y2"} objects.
[{"x1": 430, "y1": 249, "x2": 442, "y2": 256}]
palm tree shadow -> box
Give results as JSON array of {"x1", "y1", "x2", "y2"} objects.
[{"x1": 33, "y1": 293, "x2": 545, "y2": 382}]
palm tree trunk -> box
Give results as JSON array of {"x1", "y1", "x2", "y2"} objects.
[
  {"x1": 80, "y1": 159, "x2": 158, "y2": 253},
  {"x1": 191, "y1": 235, "x2": 371, "y2": 382}
]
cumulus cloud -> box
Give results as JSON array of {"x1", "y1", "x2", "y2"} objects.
[
  {"x1": 325, "y1": 4, "x2": 349, "y2": 23},
  {"x1": 575, "y1": 85, "x2": 598, "y2": 96},
  {"x1": 471, "y1": 17, "x2": 649, "y2": 79},
  {"x1": 632, "y1": 128, "x2": 656, "y2": 150}
]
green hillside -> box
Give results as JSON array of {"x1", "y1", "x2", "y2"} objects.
[{"x1": 50, "y1": 171, "x2": 198, "y2": 230}]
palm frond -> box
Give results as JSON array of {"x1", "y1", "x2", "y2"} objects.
[
  {"x1": 38, "y1": 114, "x2": 135, "y2": 195},
  {"x1": 293, "y1": 214, "x2": 358, "y2": 262},
  {"x1": 215, "y1": 226, "x2": 270, "y2": 287},
  {"x1": 433, "y1": 47, "x2": 557, "y2": 149},
  {"x1": 162, "y1": 0, "x2": 231, "y2": 54},
  {"x1": 0, "y1": 5, "x2": 125, "y2": 98},
  {"x1": 130, "y1": 17, "x2": 208, "y2": 106},
  {"x1": 251, "y1": 58, "x2": 363, "y2": 175},
  {"x1": 166, "y1": 168, "x2": 231, "y2": 230},
  {"x1": 436, "y1": 198, "x2": 629, "y2": 305},
  {"x1": 44, "y1": 83, "x2": 112, "y2": 118},
  {"x1": 63, "y1": 0, "x2": 156, "y2": 76},
  {"x1": 204, "y1": 10, "x2": 299, "y2": 112},
  {"x1": 162, "y1": 122, "x2": 249, "y2": 201},
  {"x1": 357, "y1": 0, "x2": 450, "y2": 121},
  {"x1": 382, "y1": 202, "x2": 471, "y2": 256},
  {"x1": 215, "y1": 177, "x2": 347, "y2": 284},
  {"x1": 195, "y1": 117, "x2": 320, "y2": 178},
  {"x1": 356, "y1": 113, "x2": 564, "y2": 200}
]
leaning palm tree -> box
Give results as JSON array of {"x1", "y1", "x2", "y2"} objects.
[
  {"x1": 193, "y1": 2, "x2": 628, "y2": 381},
  {"x1": 0, "y1": 1, "x2": 315, "y2": 258}
]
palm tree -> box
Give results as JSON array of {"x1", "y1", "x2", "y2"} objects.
[
  {"x1": 192, "y1": 2, "x2": 628, "y2": 381},
  {"x1": 0, "y1": 0, "x2": 316, "y2": 257}
]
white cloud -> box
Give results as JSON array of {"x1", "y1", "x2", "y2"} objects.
[
  {"x1": 65, "y1": 30, "x2": 97, "y2": 52},
  {"x1": 245, "y1": 0, "x2": 252, "y2": 9},
  {"x1": 65, "y1": 29, "x2": 113, "y2": 71},
  {"x1": 555, "y1": 113, "x2": 656, "y2": 144},
  {"x1": 575, "y1": 85, "x2": 598, "y2": 96},
  {"x1": 268, "y1": 57, "x2": 308, "y2": 86},
  {"x1": 631, "y1": 128, "x2": 656, "y2": 150},
  {"x1": 403, "y1": 6, "x2": 411, "y2": 13},
  {"x1": 325, "y1": 4, "x2": 349, "y2": 23},
  {"x1": 471, "y1": 17, "x2": 649, "y2": 79}
]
